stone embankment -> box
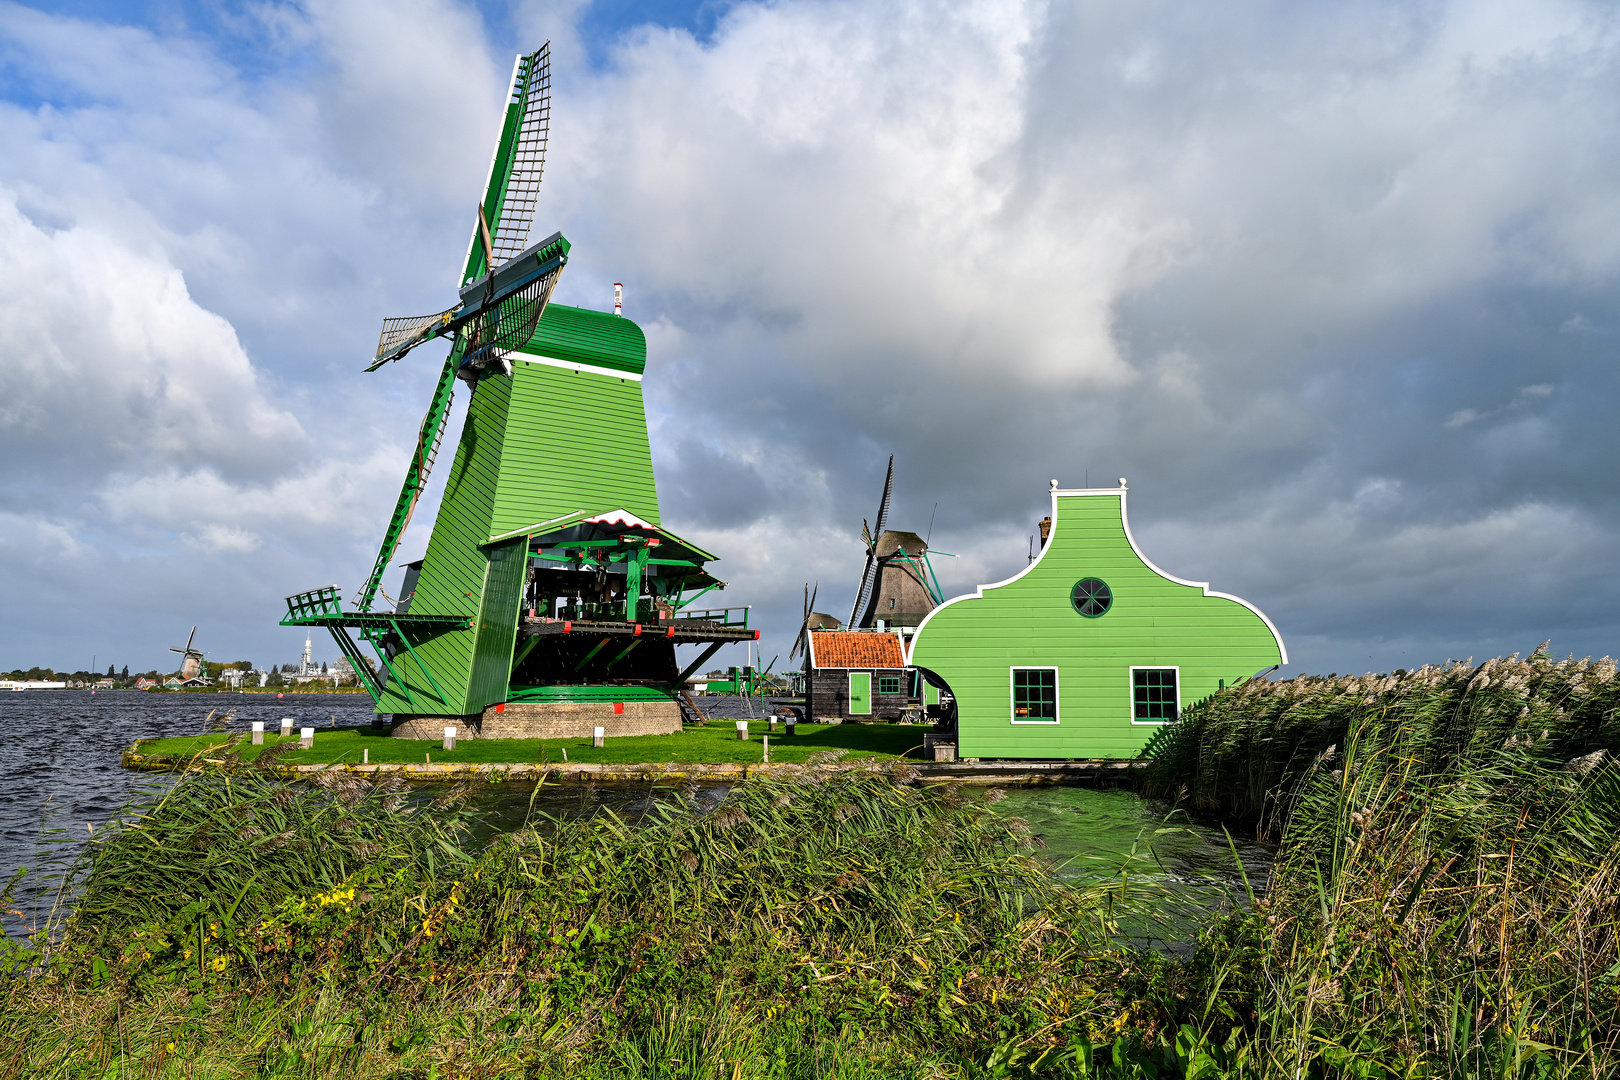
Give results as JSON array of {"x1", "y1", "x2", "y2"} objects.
[{"x1": 121, "y1": 748, "x2": 1142, "y2": 787}]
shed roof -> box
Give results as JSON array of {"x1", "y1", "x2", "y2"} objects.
[{"x1": 810, "y1": 631, "x2": 905, "y2": 669}]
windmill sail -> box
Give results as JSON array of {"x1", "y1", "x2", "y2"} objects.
[
  {"x1": 368, "y1": 43, "x2": 560, "y2": 374},
  {"x1": 372, "y1": 309, "x2": 457, "y2": 369},
  {"x1": 356, "y1": 45, "x2": 563, "y2": 604},
  {"x1": 790, "y1": 582, "x2": 818, "y2": 660},
  {"x1": 485, "y1": 47, "x2": 550, "y2": 268},
  {"x1": 848, "y1": 455, "x2": 894, "y2": 627},
  {"x1": 455, "y1": 232, "x2": 567, "y2": 378}
]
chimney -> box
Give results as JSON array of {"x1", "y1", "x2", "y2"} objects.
[
  {"x1": 1038, "y1": 516, "x2": 1052, "y2": 546},
  {"x1": 614, "y1": 282, "x2": 623, "y2": 317}
]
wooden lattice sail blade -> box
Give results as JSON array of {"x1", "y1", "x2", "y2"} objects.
[
  {"x1": 370, "y1": 307, "x2": 456, "y2": 371},
  {"x1": 354, "y1": 354, "x2": 460, "y2": 612},
  {"x1": 487, "y1": 44, "x2": 550, "y2": 268}
]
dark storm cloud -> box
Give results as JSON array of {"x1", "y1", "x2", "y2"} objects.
[{"x1": 1, "y1": 0, "x2": 1618, "y2": 677}]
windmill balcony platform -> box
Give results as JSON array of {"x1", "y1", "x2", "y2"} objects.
[{"x1": 517, "y1": 615, "x2": 759, "y2": 644}]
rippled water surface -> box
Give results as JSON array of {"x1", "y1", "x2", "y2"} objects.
[
  {"x1": 0, "y1": 692, "x2": 1271, "y2": 945},
  {"x1": 0, "y1": 691, "x2": 375, "y2": 890}
]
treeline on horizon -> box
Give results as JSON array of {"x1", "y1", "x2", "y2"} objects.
[{"x1": 3, "y1": 660, "x2": 349, "y2": 683}]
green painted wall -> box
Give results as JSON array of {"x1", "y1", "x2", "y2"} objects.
[
  {"x1": 908, "y1": 489, "x2": 1284, "y2": 760},
  {"x1": 373, "y1": 303, "x2": 660, "y2": 717},
  {"x1": 488, "y1": 360, "x2": 660, "y2": 537}
]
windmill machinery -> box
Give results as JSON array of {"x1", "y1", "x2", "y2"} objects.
[
  {"x1": 847, "y1": 455, "x2": 895, "y2": 628},
  {"x1": 355, "y1": 43, "x2": 564, "y2": 613},
  {"x1": 169, "y1": 625, "x2": 205, "y2": 680}
]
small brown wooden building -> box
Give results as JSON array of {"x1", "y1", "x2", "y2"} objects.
[{"x1": 805, "y1": 630, "x2": 912, "y2": 721}]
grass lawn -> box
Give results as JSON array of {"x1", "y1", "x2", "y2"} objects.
[{"x1": 133, "y1": 719, "x2": 925, "y2": 767}]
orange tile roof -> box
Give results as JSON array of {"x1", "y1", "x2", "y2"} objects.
[{"x1": 810, "y1": 631, "x2": 906, "y2": 669}]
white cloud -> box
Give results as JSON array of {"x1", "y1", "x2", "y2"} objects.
[
  {"x1": 2, "y1": 0, "x2": 1620, "y2": 676},
  {"x1": 0, "y1": 190, "x2": 304, "y2": 483}
]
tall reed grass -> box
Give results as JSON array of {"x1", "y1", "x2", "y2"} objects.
[
  {"x1": 2, "y1": 765, "x2": 1234, "y2": 1077},
  {"x1": 1140, "y1": 647, "x2": 1620, "y2": 1077},
  {"x1": 5, "y1": 650, "x2": 1616, "y2": 1077}
]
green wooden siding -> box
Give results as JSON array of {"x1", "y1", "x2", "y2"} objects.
[
  {"x1": 488, "y1": 361, "x2": 660, "y2": 537},
  {"x1": 909, "y1": 491, "x2": 1283, "y2": 760},
  {"x1": 521, "y1": 304, "x2": 646, "y2": 376},
  {"x1": 373, "y1": 307, "x2": 660, "y2": 719}
]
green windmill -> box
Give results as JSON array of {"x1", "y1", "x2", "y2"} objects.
[{"x1": 281, "y1": 44, "x2": 754, "y2": 738}]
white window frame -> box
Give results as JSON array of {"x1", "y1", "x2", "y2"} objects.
[
  {"x1": 1009, "y1": 666, "x2": 1060, "y2": 724},
  {"x1": 1128, "y1": 665, "x2": 1180, "y2": 725}
]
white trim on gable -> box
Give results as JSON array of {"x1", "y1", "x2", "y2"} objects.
[{"x1": 906, "y1": 481, "x2": 1287, "y2": 667}]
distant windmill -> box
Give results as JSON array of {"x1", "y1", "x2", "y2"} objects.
[
  {"x1": 789, "y1": 582, "x2": 819, "y2": 662},
  {"x1": 847, "y1": 455, "x2": 894, "y2": 627},
  {"x1": 169, "y1": 626, "x2": 205, "y2": 680}
]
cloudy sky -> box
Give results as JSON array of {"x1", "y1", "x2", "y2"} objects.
[{"x1": 1, "y1": 0, "x2": 1617, "y2": 680}]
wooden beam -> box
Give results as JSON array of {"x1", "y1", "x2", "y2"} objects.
[
  {"x1": 674, "y1": 641, "x2": 726, "y2": 686},
  {"x1": 573, "y1": 636, "x2": 613, "y2": 672},
  {"x1": 605, "y1": 639, "x2": 642, "y2": 670}
]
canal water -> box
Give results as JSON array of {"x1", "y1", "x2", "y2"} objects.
[{"x1": 0, "y1": 692, "x2": 1268, "y2": 943}]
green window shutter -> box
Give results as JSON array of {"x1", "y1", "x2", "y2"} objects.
[{"x1": 848, "y1": 672, "x2": 871, "y2": 715}]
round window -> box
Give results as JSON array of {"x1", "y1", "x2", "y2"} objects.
[{"x1": 1071, "y1": 578, "x2": 1112, "y2": 618}]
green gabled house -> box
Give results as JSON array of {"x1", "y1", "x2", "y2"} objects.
[{"x1": 907, "y1": 480, "x2": 1285, "y2": 760}]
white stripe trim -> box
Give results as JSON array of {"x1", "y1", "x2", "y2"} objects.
[
  {"x1": 517, "y1": 353, "x2": 644, "y2": 382},
  {"x1": 1107, "y1": 489, "x2": 1289, "y2": 665}
]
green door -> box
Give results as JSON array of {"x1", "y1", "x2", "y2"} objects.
[
  {"x1": 924, "y1": 681, "x2": 940, "y2": 707},
  {"x1": 848, "y1": 672, "x2": 871, "y2": 715}
]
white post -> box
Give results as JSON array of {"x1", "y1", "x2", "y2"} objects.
[
  {"x1": 363, "y1": 748, "x2": 369, "y2": 765},
  {"x1": 443, "y1": 725, "x2": 457, "y2": 751},
  {"x1": 280, "y1": 718, "x2": 293, "y2": 738},
  {"x1": 762, "y1": 734, "x2": 770, "y2": 763},
  {"x1": 299, "y1": 726, "x2": 314, "y2": 749},
  {"x1": 593, "y1": 725, "x2": 605, "y2": 748},
  {"x1": 251, "y1": 721, "x2": 264, "y2": 746},
  {"x1": 735, "y1": 719, "x2": 748, "y2": 741},
  {"x1": 785, "y1": 718, "x2": 797, "y2": 737}
]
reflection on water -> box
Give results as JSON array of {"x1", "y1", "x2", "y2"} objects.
[{"x1": 994, "y1": 786, "x2": 1275, "y2": 948}]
